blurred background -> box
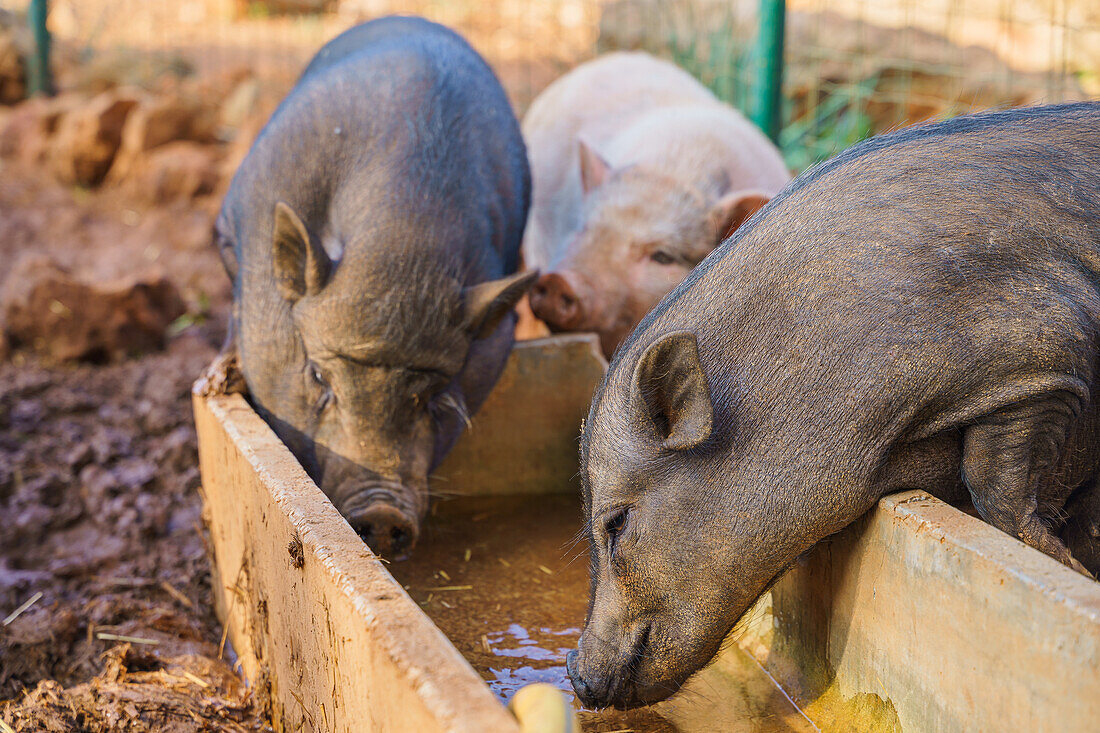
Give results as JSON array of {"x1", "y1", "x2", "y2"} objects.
[
  {"x1": 3, "y1": 0, "x2": 1097, "y2": 165},
  {"x1": 1, "y1": 0, "x2": 1094, "y2": 352},
  {"x1": 0, "y1": 1, "x2": 1096, "y2": 730}
]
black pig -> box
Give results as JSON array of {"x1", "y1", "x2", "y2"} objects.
[
  {"x1": 568, "y1": 103, "x2": 1100, "y2": 709},
  {"x1": 212, "y1": 17, "x2": 534, "y2": 558}
]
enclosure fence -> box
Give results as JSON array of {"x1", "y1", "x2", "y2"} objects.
[{"x1": 4, "y1": 0, "x2": 1097, "y2": 170}]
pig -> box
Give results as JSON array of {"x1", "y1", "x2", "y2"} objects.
[
  {"x1": 567, "y1": 102, "x2": 1100, "y2": 709},
  {"x1": 521, "y1": 52, "x2": 790, "y2": 357},
  {"x1": 210, "y1": 17, "x2": 534, "y2": 558}
]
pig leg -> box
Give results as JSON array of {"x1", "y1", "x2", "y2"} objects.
[
  {"x1": 961, "y1": 394, "x2": 1093, "y2": 576},
  {"x1": 1060, "y1": 478, "x2": 1100, "y2": 577},
  {"x1": 196, "y1": 221, "x2": 245, "y2": 396},
  {"x1": 195, "y1": 319, "x2": 245, "y2": 397}
]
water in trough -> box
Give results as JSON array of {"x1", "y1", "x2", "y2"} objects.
[{"x1": 389, "y1": 493, "x2": 820, "y2": 733}]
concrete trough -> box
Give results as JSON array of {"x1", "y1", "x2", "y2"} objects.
[
  {"x1": 194, "y1": 334, "x2": 1100, "y2": 732},
  {"x1": 735, "y1": 492, "x2": 1100, "y2": 732},
  {"x1": 193, "y1": 335, "x2": 605, "y2": 732}
]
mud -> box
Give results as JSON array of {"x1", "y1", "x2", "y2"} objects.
[
  {"x1": 0, "y1": 157, "x2": 263, "y2": 729},
  {"x1": 0, "y1": 332, "x2": 269, "y2": 731},
  {"x1": 389, "y1": 494, "x2": 815, "y2": 732}
]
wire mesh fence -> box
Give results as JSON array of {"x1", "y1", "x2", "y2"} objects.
[
  {"x1": 2, "y1": 0, "x2": 1097, "y2": 170},
  {"x1": 597, "y1": 0, "x2": 1097, "y2": 169}
]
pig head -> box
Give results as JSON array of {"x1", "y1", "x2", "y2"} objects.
[
  {"x1": 528, "y1": 141, "x2": 771, "y2": 358},
  {"x1": 242, "y1": 203, "x2": 534, "y2": 558},
  {"x1": 566, "y1": 332, "x2": 822, "y2": 709}
]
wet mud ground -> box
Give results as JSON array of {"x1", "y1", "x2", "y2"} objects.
[
  {"x1": 390, "y1": 494, "x2": 818, "y2": 733},
  {"x1": 0, "y1": 336, "x2": 270, "y2": 731},
  {"x1": 0, "y1": 165, "x2": 267, "y2": 730}
]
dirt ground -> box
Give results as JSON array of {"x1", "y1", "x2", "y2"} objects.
[
  {"x1": 0, "y1": 153, "x2": 270, "y2": 729},
  {"x1": 0, "y1": 16, "x2": 256, "y2": 721}
]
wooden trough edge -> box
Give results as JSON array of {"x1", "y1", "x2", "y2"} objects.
[
  {"x1": 192, "y1": 329, "x2": 1100, "y2": 732},
  {"x1": 194, "y1": 391, "x2": 522, "y2": 733},
  {"x1": 738, "y1": 490, "x2": 1100, "y2": 733}
]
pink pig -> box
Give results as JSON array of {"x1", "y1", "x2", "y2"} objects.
[{"x1": 522, "y1": 52, "x2": 790, "y2": 357}]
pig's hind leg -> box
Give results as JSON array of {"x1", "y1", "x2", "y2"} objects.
[{"x1": 961, "y1": 393, "x2": 1093, "y2": 577}]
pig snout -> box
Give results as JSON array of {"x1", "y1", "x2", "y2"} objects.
[
  {"x1": 337, "y1": 482, "x2": 421, "y2": 558},
  {"x1": 355, "y1": 503, "x2": 417, "y2": 558},
  {"x1": 529, "y1": 272, "x2": 585, "y2": 331},
  {"x1": 565, "y1": 650, "x2": 598, "y2": 707},
  {"x1": 567, "y1": 622, "x2": 656, "y2": 710}
]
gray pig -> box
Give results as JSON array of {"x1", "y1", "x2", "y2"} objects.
[
  {"x1": 568, "y1": 103, "x2": 1100, "y2": 709},
  {"x1": 210, "y1": 17, "x2": 534, "y2": 558}
]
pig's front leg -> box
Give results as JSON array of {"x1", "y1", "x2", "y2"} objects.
[
  {"x1": 961, "y1": 391, "x2": 1093, "y2": 577},
  {"x1": 195, "y1": 320, "x2": 246, "y2": 397}
]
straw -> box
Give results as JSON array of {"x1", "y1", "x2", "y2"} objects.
[
  {"x1": 3, "y1": 591, "x2": 43, "y2": 626},
  {"x1": 96, "y1": 632, "x2": 161, "y2": 645}
]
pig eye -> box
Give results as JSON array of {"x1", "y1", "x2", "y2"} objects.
[
  {"x1": 307, "y1": 362, "x2": 333, "y2": 410},
  {"x1": 650, "y1": 250, "x2": 675, "y2": 266},
  {"x1": 605, "y1": 507, "x2": 629, "y2": 556}
]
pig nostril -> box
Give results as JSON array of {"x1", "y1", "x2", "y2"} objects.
[
  {"x1": 351, "y1": 501, "x2": 418, "y2": 558},
  {"x1": 566, "y1": 649, "x2": 596, "y2": 708}
]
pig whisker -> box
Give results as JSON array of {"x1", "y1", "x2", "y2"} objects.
[
  {"x1": 560, "y1": 528, "x2": 590, "y2": 562},
  {"x1": 434, "y1": 391, "x2": 472, "y2": 429},
  {"x1": 664, "y1": 681, "x2": 716, "y2": 707},
  {"x1": 558, "y1": 547, "x2": 588, "y2": 569},
  {"x1": 425, "y1": 488, "x2": 464, "y2": 500},
  {"x1": 563, "y1": 525, "x2": 589, "y2": 550}
]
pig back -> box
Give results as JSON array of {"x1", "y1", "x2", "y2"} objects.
[
  {"x1": 223, "y1": 16, "x2": 529, "y2": 299},
  {"x1": 218, "y1": 16, "x2": 530, "y2": 421},
  {"x1": 601, "y1": 103, "x2": 790, "y2": 202},
  {"x1": 617, "y1": 103, "x2": 1100, "y2": 462}
]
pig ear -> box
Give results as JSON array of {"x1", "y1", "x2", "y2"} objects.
[
  {"x1": 709, "y1": 190, "x2": 772, "y2": 244},
  {"x1": 632, "y1": 330, "x2": 713, "y2": 451},
  {"x1": 464, "y1": 270, "x2": 539, "y2": 339},
  {"x1": 273, "y1": 201, "x2": 331, "y2": 302},
  {"x1": 578, "y1": 139, "x2": 611, "y2": 194}
]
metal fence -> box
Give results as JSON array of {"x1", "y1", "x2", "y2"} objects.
[{"x1": 3, "y1": 0, "x2": 1098, "y2": 170}]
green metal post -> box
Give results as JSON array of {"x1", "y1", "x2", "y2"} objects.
[
  {"x1": 26, "y1": 0, "x2": 52, "y2": 97},
  {"x1": 752, "y1": 0, "x2": 785, "y2": 143}
]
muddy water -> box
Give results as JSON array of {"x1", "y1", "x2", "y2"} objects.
[{"x1": 388, "y1": 494, "x2": 818, "y2": 733}]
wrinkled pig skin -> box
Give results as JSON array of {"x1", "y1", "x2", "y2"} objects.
[
  {"x1": 521, "y1": 52, "x2": 789, "y2": 358},
  {"x1": 213, "y1": 17, "x2": 533, "y2": 558},
  {"x1": 568, "y1": 103, "x2": 1100, "y2": 709}
]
